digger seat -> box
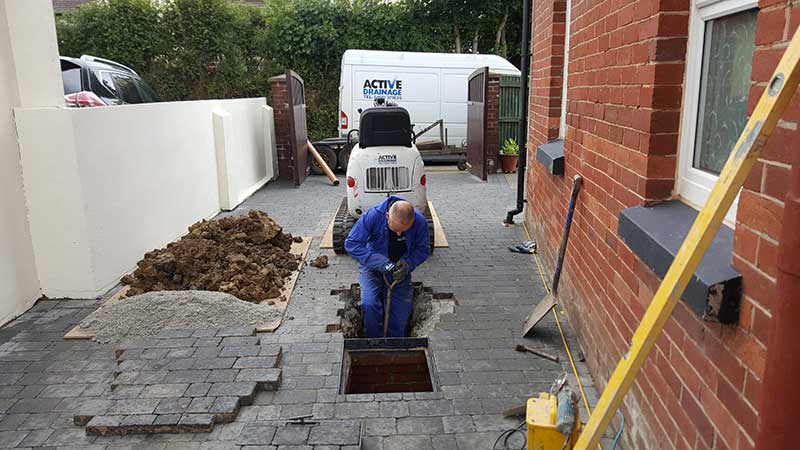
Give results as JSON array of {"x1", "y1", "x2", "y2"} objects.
[{"x1": 358, "y1": 107, "x2": 413, "y2": 148}]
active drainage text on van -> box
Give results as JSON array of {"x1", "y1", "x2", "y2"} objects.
[{"x1": 363, "y1": 79, "x2": 403, "y2": 100}]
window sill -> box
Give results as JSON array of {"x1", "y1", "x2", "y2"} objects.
[
  {"x1": 617, "y1": 201, "x2": 742, "y2": 324},
  {"x1": 535, "y1": 140, "x2": 565, "y2": 176}
]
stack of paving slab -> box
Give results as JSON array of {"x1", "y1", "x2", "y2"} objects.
[{"x1": 75, "y1": 327, "x2": 282, "y2": 435}]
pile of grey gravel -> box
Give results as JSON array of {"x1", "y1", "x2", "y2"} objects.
[{"x1": 79, "y1": 290, "x2": 282, "y2": 343}]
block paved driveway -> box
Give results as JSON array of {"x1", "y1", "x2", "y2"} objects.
[{"x1": 0, "y1": 170, "x2": 613, "y2": 450}]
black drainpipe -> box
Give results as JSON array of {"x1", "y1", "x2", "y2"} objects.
[{"x1": 504, "y1": 0, "x2": 531, "y2": 225}]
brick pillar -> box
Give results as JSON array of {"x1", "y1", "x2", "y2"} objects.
[
  {"x1": 485, "y1": 74, "x2": 501, "y2": 173},
  {"x1": 269, "y1": 75, "x2": 292, "y2": 181},
  {"x1": 528, "y1": 0, "x2": 566, "y2": 147}
]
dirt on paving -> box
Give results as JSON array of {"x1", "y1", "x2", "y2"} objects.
[
  {"x1": 121, "y1": 210, "x2": 301, "y2": 303},
  {"x1": 337, "y1": 283, "x2": 455, "y2": 338},
  {"x1": 309, "y1": 255, "x2": 329, "y2": 269}
]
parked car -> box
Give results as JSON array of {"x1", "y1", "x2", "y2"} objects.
[{"x1": 60, "y1": 55, "x2": 161, "y2": 107}]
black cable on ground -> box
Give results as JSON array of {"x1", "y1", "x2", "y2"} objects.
[{"x1": 492, "y1": 420, "x2": 527, "y2": 450}]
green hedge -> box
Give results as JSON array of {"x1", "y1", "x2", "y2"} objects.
[{"x1": 57, "y1": 0, "x2": 520, "y2": 140}]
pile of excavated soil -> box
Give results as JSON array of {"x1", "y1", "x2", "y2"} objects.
[
  {"x1": 121, "y1": 210, "x2": 300, "y2": 303},
  {"x1": 79, "y1": 291, "x2": 282, "y2": 343},
  {"x1": 337, "y1": 283, "x2": 455, "y2": 338}
]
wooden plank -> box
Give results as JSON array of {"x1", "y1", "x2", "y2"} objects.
[
  {"x1": 320, "y1": 216, "x2": 335, "y2": 249},
  {"x1": 261, "y1": 237, "x2": 312, "y2": 312},
  {"x1": 429, "y1": 201, "x2": 448, "y2": 248},
  {"x1": 573, "y1": 28, "x2": 800, "y2": 450},
  {"x1": 63, "y1": 238, "x2": 313, "y2": 340}
]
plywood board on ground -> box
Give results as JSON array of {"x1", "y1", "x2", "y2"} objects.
[
  {"x1": 63, "y1": 238, "x2": 312, "y2": 340},
  {"x1": 320, "y1": 203, "x2": 448, "y2": 249}
]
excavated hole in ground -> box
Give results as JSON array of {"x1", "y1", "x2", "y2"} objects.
[{"x1": 332, "y1": 283, "x2": 455, "y2": 338}]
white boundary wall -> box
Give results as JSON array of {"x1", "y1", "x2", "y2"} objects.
[
  {"x1": 15, "y1": 99, "x2": 278, "y2": 299},
  {"x1": 0, "y1": 0, "x2": 64, "y2": 324}
]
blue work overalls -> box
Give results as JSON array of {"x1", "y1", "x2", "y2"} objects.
[{"x1": 344, "y1": 196, "x2": 430, "y2": 337}]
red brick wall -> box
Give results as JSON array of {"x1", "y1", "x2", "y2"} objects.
[
  {"x1": 269, "y1": 75, "x2": 293, "y2": 181},
  {"x1": 486, "y1": 75, "x2": 501, "y2": 173},
  {"x1": 525, "y1": 1, "x2": 799, "y2": 449}
]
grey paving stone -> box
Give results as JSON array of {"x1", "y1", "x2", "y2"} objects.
[
  {"x1": 187, "y1": 397, "x2": 216, "y2": 414},
  {"x1": 397, "y1": 417, "x2": 443, "y2": 435},
  {"x1": 153, "y1": 414, "x2": 182, "y2": 427},
  {"x1": 121, "y1": 414, "x2": 157, "y2": 427},
  {"x1": 208, "y1": 383, "x2": 257, "y2": 399},
  {"x1": 442, "y1": 415, "x2": 475, "y2": 433},
  {"x1": 384, "y1": 434, "x2": 433, "y2": 450},
  {"x1": 431, "y1": 434, "x2": 458, "y2": 450},
  {"x1": 37, "y1": 383, "x2": 88, "y2": 398},
  {"x1": 17, "y1": 427, "x2": 53, "y2": 447},
  {"x1": 193, "y1": 337, "x2": 222, "y2": 348},
  {"x1": 8, "y1": 398, "x2": 61, "y2": 414},
  {"x1": 220, "y1": 337, "x2": 260, "y2": 347},
  {"x1": 363, "y1": 418, "x2": 396, "y2": 436},
  {"x1": 141, "y1": 384, "x2": 190, "y2": 398},
  {"x1": 210, "y1": 397, "x2": 240, "y2": 420},
  {"x1": 219, "y1": 347, "x2": 260, "y2": 358},
  {"x1": 0, "y1": 413, "x2": 28, "y2": 431},
  {"x1": 233, "y1": 357, "x2": 279, "y2": 369},
  {"x1": 207, "y1": 370, "x2": 240, "y2": 383},
  {"x1": 236, "y1": 369, "x2": 282, "y2": 391},
  {"x1": 178, "y1": 414, "x2": 214, "y2": 432},
  {"x1": 258, "y1": 346, "x2": 282, "y2": 357},
  {"x1": 164, "y1": 370, "x2": 211, "y2": 384},
  {"x1": 379, "y1": 402, "x2": 409, "y2": 418},
  {"x1": 236, "y1": 424, "x2": 276, "y2": 445},
  {"x1": 271, "y1": 426, "x2": 310, "y2": 445},
  {"x1": 155, "y1": 398, "x2": 192, "y2": 415},
  {"x1": 155, "y1": 338, "x2": 198, "y2": 349},
  {"x1": 409, "y1": 400, "x2": 453, "y2": 417},
  {"x1": 306, "y1": 421, "x2": 360, "y2": 446},
  {"x1": 0, "y1": 431, "x2": 28, "y2": 448},
  {"x1": 107, "y1": 399, "x2": 160, "y2": 415},
  {"x1": 166, "y1": 348, "x2": 197, "y2": 359},
  {"x1": 185, "y1": 383, "x2": 213, "y2": 398},
  {"x1": 195, "y1": 358, "x2": 237, "y2": 370},
  {"x1": 334, "y1": 402, "x2": 378, "y2": 419}
]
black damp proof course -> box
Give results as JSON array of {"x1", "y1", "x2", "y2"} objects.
[{"x1": 338, "y1": 337, "x2": 438, "y2": 395}]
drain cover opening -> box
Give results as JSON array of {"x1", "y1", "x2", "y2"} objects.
[{"x1": 340, "y1": 348, "x2": 434, "y2": 394}]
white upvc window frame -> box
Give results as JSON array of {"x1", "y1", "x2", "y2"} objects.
[{"x1": 676, "y1": 0, "x2": 758, "y2": 225}]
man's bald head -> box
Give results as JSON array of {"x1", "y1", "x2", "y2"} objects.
[{"x1": 387, "y1": 201, "x2": 415, "y2": 235}]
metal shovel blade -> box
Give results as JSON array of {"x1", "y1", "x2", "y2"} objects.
[{"x1": 521, "y1": 292, "x2": 557, "y2": 337}]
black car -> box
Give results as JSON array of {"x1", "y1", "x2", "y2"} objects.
[{"x1": 60, "y1": 55, "x2": 161, "y2": 107}]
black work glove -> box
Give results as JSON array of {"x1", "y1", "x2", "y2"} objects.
[{"x1": 391, "y1": 260, "x2": 409, "y2": 282}]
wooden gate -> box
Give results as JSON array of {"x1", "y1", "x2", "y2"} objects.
[
  {"x1": 467, "y1": 67, "x2": 489, "y2": 181},
  {"x1": 286, "y1": 70, "x2": 309, "y2": 186}
]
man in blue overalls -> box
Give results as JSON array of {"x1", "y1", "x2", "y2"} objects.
[{"x1": 345, "y1": 196, "x2": 430, "y2": 337}]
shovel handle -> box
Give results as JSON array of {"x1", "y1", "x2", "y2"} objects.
[
  {"x1": 552, "y1": 175, "x2": 583, "y2": 294},
  {"x1": 382, "y1": 274, "x2": 399, "y2": 337}
]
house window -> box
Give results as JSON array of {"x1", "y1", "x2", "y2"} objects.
[{"x1": 677, "y1": 0, "x2": 758, "y2": 224}]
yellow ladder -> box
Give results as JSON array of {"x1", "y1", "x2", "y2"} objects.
[{"x1": 573, "y1": 27, "x2": 800, "y2": 450}]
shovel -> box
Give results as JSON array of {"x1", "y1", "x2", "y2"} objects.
[
  {"x1": 383, "y1": 274, "x2": 399, "y2": 337},
  {"x1": 522, "y1": 175, "x2": 583, "y2": 337}
]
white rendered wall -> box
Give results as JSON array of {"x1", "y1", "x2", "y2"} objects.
[
  {"x1": 0, "y1": 0, "x2": 63, "y2": 325},
  {"x1": 16, "y1": 98, "x2": 276, "y2": 298}
]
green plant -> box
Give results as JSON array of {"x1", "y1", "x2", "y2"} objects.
[{"x1": 500, "y1": 138, "x2": 519, "y2": 156}]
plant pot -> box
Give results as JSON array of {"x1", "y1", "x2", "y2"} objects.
[{"x1": 499, "y1": 154, "x2": 518, "y2": 173}]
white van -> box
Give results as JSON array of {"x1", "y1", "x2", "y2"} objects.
[{"x1": 338, "y1": 49, "x2": 521, "y2": 146}]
